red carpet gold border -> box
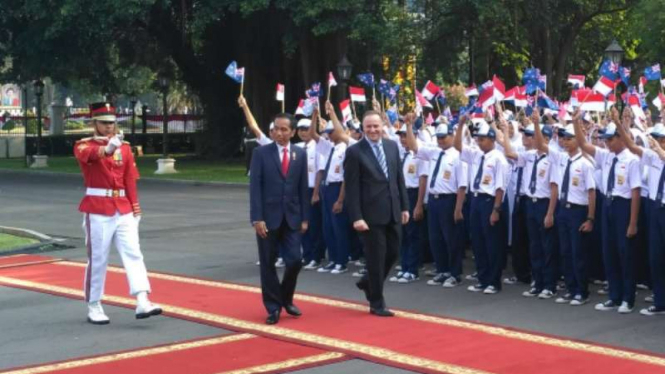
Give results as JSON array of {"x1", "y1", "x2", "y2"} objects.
[
  {"x1": 0, "y1": 334, "x2": 255, "y2": 374},
  {"x1": 214, "y1": 352, "x2": 347, "y2": 374},
  {"x1": 53, "y1": 261, "x2": 665, "y2": 369},
  {"x1": 0, "y1": 275, "x2": 493, "y2": 374}
]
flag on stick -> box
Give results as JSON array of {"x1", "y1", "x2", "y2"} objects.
[
  {"x1": 421, "y1": 81, "x2": 440, "y2": 100},
  {"x1": 567, "y1": 75, "x2": 585, "y2": 89},
  {"x1": 327, "y1": 72, "x2": 337, "y2": 101},
  {"x1": 349, "y1": 86, "x2": 366, "y2": 102}
]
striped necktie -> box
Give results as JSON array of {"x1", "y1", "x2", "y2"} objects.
[{"x1": 373, "y1": 143, "x2": 388, "y2": 178}]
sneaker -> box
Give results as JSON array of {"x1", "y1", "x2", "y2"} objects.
[
  {"x1": 597, "y1": 286, "x2": 609, "y2": 295},
  {"x1": 317, "y1": 262, "x2": 335, "y2": 273},
  {"x1": 442, "y1": 277, "x2": 460, "y2": 288},
  {"x1": 330, "y1": 265, "x2": 348, "y2": 274},
  {"x1": 595, "y1": 300, "x2": 619, "y2": 311},
  {"x1": 389, "y1": 271, "x2": 405, "y2": 282},
  {"x1": 465, "y1": 272, "x2": 478, "y2": 281},
  {"x1": 303, "y1": 260, "x2": 320, "y2": 270},
  {"x1": 645, "y1": 294, "x2": 655, "y2": 303},
  {"x1": 427, "y1": 273, "x2": 447, "y2": 286},
  {"x1": 569, "y1": 295, "x2": 588, "y2": 306},
  {"x1": 640, "y1": 306, "x2": 665, "y2": 316},
  {"x1": 467, "y1": 284, "x2": 485, "y2": 292},
  {"x1": 395, "y1": 265, "x2": 402, "y2": 271},
  {"x1": 424, "y1": 269, "x2": 439, "y2": 277},
  {"x1": 352, "y1": 268, "x2": 367, "y2": 278},
  {"x1": 483, "y1": 285, "x2": 499, "y2": 294},
  {"x1": 538, "y1": 290, "x2": 555, "y2": 299},
  {"x1": 592, "y1": 279, "x2": 605, "y2": 286},
  {"x1": 617, "y1": 301, "x2": 634, "y2": 314},
  {"x1": 398, "y1": 273, "x2": 419, "y2": 283},
  {"x1": 503, "y1": 276, "x2": 518, "y2": 285},
  {"x1": 555, "y1": 293, "x2": 572, "y2": 304},
  {"x1": 636, "y1": 283, "x2": 649, "y2": 290},
  {"x1": 255, "y1": 261, "x2": 261, "y2": 266},
  {"x1": 556, "y1": 282, "x2": 566, "y2": 291},
  {"x1": 275, "y1": 258, "x2": 286, "y2": 268},
  {"x1": 522, "y1": 288, "x2": 540, "y2": 298},
  {"x1": 87, "y1": 301, "x2": 110, "y2": 325},
  {"x1": 354, "y1": 259, "x2": 366, "y2": 267}
]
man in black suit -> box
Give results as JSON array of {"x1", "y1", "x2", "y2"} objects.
[
  {"x1": 249, "y1": 113, "x2": 309, "y2": 325},
  {"x1": 344, "y1": 110, "x2": 410, "y2": 316}
]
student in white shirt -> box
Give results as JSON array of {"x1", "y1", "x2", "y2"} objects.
[{"x1": 575, "y1": 113, "x2": 641, "y2": 314}]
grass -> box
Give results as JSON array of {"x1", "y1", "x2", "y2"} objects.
[
  {"x1": 0, "y1": 154, "x2": 250, "y2": 184},
  {"x1": 0, "y1": 233, "x2": 38, "y2": 252}
]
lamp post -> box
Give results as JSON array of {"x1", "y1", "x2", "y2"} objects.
[
  {"x1": 336, "y1": 55, "x2": 353, "y2": 105},
  {"x1": 129, "y1": 95, "x2": 137, "y2": 143},
  {"x1": 155, "y1": 74, "x2": 176, "y2": 174},
  {"x1": 604, "y1": 40, "x2": 624, "y2": 111},
  {"x1": 31, "y1": 80, "x2": 48, "y2": 168},
  {"x1": 22, "y1": 84, "x2": 28, "y2": 167}
]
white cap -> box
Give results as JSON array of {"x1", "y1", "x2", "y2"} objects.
[
  {"x1": 323, "y1": 120, "x2": 334, "y2": 133},
  {"x1": 269, "y1": 122, "x2": 275, "y2": 131},
  {"x1": 296, "y1": 118, "x2": 311, "y2": 129},
  {"x1": 396, "y1": 124, "x2": 407, "y2": 134},
  {"x1": 473, "y1": 122, "x2": 496, "y2": 139},
  {"x1": 598, "y1": 122, "x2": 618, "y2": 139},
  {"x1": 435, "y1": 123, "x2": 453, "y2": 137},
  {"x1": 560, "y1": 124, "x2": 576, "y2": 137},
  {"x1": 348, "y1": 120, "x2": 361, "y2": 131},
  {"x1": 648, "y1": 123, "x2": 665, "y2": 138}
]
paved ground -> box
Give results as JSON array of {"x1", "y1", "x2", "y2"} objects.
[{"x1": 1, "y1": 170, "x2": 664, "y2": 372}]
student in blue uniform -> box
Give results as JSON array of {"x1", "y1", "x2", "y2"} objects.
[
  {"x1": 407, "y1": 120, "x2": 468, "y2": 287},
  {"x1": 536, "y1": 116, "x2": 596, "y2": 306},
  {"x1": 455, "y1": 117, "x2": 509, "y2": 294},
  {"x1": 575, "y1": 115, "x2": 641, "y2": 314}
]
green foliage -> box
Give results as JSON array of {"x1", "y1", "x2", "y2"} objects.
[{"x1": 64, "y1": 120, "x2": 85, "y2": 130}]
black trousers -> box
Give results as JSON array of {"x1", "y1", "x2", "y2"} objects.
[
  {"x1": 257, "y1": 219, "x2": 303, "y2": 314},
  {"x1": 510, "y1": 197, "x2": 532, "y2": 282},
  {"x1": 358, "y1": 222, "x2": 401, "y2": 309}
]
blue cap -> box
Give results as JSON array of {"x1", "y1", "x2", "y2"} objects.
[
  {"x1": 598, "y1": 123, "x2": 618, "y2": 139},
  {"x1": 473, "y1": 122, "x2": 496, "y2": 139}
]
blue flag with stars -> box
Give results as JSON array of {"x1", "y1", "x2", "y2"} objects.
[
  {"x1": 357, "y1": 73, "x2": 375, "y2": 88},
  {"x1": 645, "y1": 64, "x2": 662, "y2": 81},
  {"x1": 599, "y1": 59, "x2": 619, "y2": 81}
]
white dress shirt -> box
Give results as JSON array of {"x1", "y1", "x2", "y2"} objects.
[
  {"x1": 516, "y1": 150, "x2": 554, "y2": 199},
  {"x1": 417, "y1": 145, "x2": 468, "y2": 194},
  {"x1": 594, "y1": 148, "x2": 641, "y2": 199},
  {"x1": 460, "y1": 147, "x2": 509, "y2": 196},
  {"x1": 549, "y1": 149, "x2": 596, "y2": 205}
]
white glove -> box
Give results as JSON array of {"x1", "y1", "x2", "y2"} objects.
[
  {"x1": 116, "y1": 130, "x2": 124, "y2": 142},
  {"x1": 105, "y1": 136, "x2": 123, "y2": 154},
  {"x1": 134, "y1": 215, "x2": 141, "y2": 225}
]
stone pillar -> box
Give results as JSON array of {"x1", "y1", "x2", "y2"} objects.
[
  {"x1": 49, "y1": 104, "x2": 67, "y2": 135},
  {"x1": 155, "y1": 158, "x2": 177, "y2": 174}
]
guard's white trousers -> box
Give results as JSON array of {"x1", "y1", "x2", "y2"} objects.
[{"x1": 82, "y1": 212, "x2": 151, "y2": 303}]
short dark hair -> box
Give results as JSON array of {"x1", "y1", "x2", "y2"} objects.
[
  {"x1": 273, "y1": 113, "x2": 295, "y2": 130},
  {"x1": 362, "y1": 110, "x2": 382, "y2": 122}
]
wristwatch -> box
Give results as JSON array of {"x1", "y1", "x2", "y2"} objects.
[
  {"x1": 492, "y1": 206, "x2": 502, "y2": 213},
  {"x1": 586, "y1": 217, "x2": 595, "y2": 223}
]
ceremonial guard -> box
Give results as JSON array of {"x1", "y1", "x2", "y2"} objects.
[{"x1": 74, "y1": 102, "x2": 161, "y2": 325}]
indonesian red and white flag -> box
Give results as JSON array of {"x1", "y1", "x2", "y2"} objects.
[
  {"x1": 558, "y1": 101, "x2": 572, "y2": 121},
  {"x1": 425, "y1": 113, "x2": 434, "y2": 125},
  {"x1": 606, "y1": 94, "x2": 616, "y2": 108},
  {"x1": 328, "y1": 72, "x2": 337, "y2": 87},
  {"x1": 349, "y1": 86, "x2": 366, "y2": 102},
  {"x1": 639, "y1": 76, "x2": 647, "y2": 94},
  {"x1": 415, "y1": 89, "x2": 433, "y2": 116},
  {"x1": 276, "y1": 83, "x2": 285, "y2": 101},
  {"x1": 514, "y1": 89, "x2": 528, "y2": 108},
  {"x1": 492, "y1": 75, "x2": 506, "y2": 101},
  {"x1": 421, "y1": 81, "x2": 440, "y2": 100},
  {"x1": 653, "y1": 93, "x2": 665, "y2": 110},
  {"x1": 593, "y1": 76, "x2": 616, "y2": 96},
  {"x1": 567, "y1": 74, "x2": 586, "y2": 88},
  {"x1": 571, "y1": 88, "x2": 592, "y2": 107},
  {"x1": 579, "y1": 92, "x2": 606, "y2": 112},
  {"x1": 503, "y1": 87, "x2": 516, "y2": 101},
  {"x1": 340, "y1": 99, "x2": 353, "y2": 123},
  {"x1": 295, "y1": 99, "x2": 305, "y2": 116},
  {"x1": 465, "y1": 84, "x2": 479, "y2": 97},
  {"x1": 629, "y1": 95, "x2": 646, "y2": 121},
  {"x1": 478, "y1": 86, "x2": 496, "y2": 110}
]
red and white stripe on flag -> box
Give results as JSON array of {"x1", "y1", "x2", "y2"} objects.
[
  {"x1": 295, "y1": 99, "x2": 305, "y2": 115},
  {"x1": 349, "y1": 86, "x2": 366, "y2": 102},
  {"x1": 276, "y1": 83, "x2": 285, "y2": 101},
  {"x1": 478, "y1": 87, "x2": 496, "y2": 110},
  {"x1": 567, "y1": 74, "x2": 585, "y2": 87},
  {"x1": 421, "y1": 81, "x2": 440, "y2": 100},
  {"x1": 629, "y1": 95, "x2": 646, "y2": 120},
  {"x1": 579, "y1": 92, "x2": 606, "y2": 112},
  {"x1": 593, "y1": 76, "x2": 616, "y2": 96},
  {"x1": 492, "y1": 75, "x2": 505, "y2": 101},
  {"x1": 415, "y1": 89, "x2": 433, "y2": 109},
  {"x1": 340, "y1": 99, "x2": 353, "y2": 123},
  {"x1": 328, "y1": 72, "x2": 337, "y2": 87},
  {"x1": 653, "y1": 93, "x2": 665, "y2": 110},
  {"x1": 465, "y1": 85, "x2": 478, "y2": 97}
]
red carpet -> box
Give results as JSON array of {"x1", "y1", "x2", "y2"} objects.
[
  {"x1": 1, "y1": 255, "x2": 665, "y2": 374},
  {"x1": 0, "y1": 333, "x2": 346, "y2": 374}
]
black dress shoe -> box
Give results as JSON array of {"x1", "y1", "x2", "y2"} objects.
[
  {"x1": 355, "y1": 281, "x2": 370, "y2": 301},
  {"x1": 284, "y1": 304, "x2": 302, "y2": 316},
  {"x1": 266, "y1": 311, "x2": 280, "y2": 325},
  {"x1": 370, "y1": 308, "x2": 395, "y2": 317}
]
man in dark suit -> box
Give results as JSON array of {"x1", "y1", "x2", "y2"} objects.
[
  {"x1": 344, "y1": 110, "x2": 410, "y2": 316},
  {"x1": 250, "y1": 113, "x2": 309, "y2": 325}
]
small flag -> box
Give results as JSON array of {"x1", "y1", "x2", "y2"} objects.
[
  {"x1": 328, "y1": 72, "x2": 337, "y2": 87},
  {"x1": 599, "y1": 59, "x2": 619, "y2": 81},
  {"x1": 415, "y1": 89, "x2": 433, "y2": 109},
  {"x1": 465, "y1": 84, "x2": 479, "y2": 97},
  {"x1": 571, "y1": 88, "x2": 593, "y2": 107},
  {"x1": 629, "y1": 94, "x2": 647, "y2": 121},
  {"x1": 567, "y1": 74, "x2": 586, "y2": 89},
  {"x1": 492, "y1": 75, "x2": 506, "y2": 101},
  {"x1": 377, "y1": 79, "x2": 392, "y2": 97},
  {"x1": 295, "y1": 98, "x2": 316, "y2": 116},
  {"x1": 593, "y1": 76, "x2": 616, "y2": 96},
  {"x1": 225, "y1": 61, "x2": 244, "y2": 83},
  {"x1": 619, "y1": 67, "x2": 631, "y2": 86},
  {"x1": 340, "y1": 99, "x2": 353, "y2": 123},
  {"x1": 276, "y1": 84, "x2": 285, "y2": 101},
  {"x1": 579, "y1": 92, "x2": 606, "y2": 112},
  {"x1": 652, "y1": 92, "x2": 665, "y2": 110},
  {"x1": 421, "y1": 81, "x2": 440, "y2": 100},
  {"x1": 639, "y1": 76, "x2": 647, "y2": 94},
  {"x1": 386, "y1": 105, "x2": 398, "y2": 125},
  {"x1": 436, "y1": 92, "x2": 447, "y2": 107},
  {"x1": 644, "y1": 64, "x2": 661, "y2": 81},
  {"x1": 425, "y1": 113, "x2": 434, "y2": 125},
  {"x1": 522, "y1": 68, "x2": 540, "y2": 85},
  {"x1": 478, "y1": 86, "x2": 496, "y2": 110},
  {"x1": 295, "y1": 99, "x2": 305, "y2": 116},
  {"x1": 306, "y1": 82, "x2": 322, "y2": 98},
  {"x1": 349, "y1": 86, "x2": 366, "y2": 102},
  {"x1": 357, "y1": 73, "x2": 375, "y2": 88},
  {"x1": 537, "y1": 91, "x2": 559, "y2": 110}
]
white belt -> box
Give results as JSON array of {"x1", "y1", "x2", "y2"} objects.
[{"x1": 86, "y1": 188, "x2": 126, "y2": 198}]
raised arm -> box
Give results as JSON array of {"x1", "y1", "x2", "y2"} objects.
[
  {"x1": 573, "y1": 110, "x2": 596, "y2": 156},
  {"x1": 614, "y1": 107, "x2": 643, "y2": 157},
  {"x1": 454, "y1": 115, "x2": 466, "y2": 152},
  {"x1": 326, "y1": 100, "x2": 351, "y2": 144},
  {"x1": 309, "y1": 106, "x2": 321, "y2": 142},
  {"x1": 533, "y1": 113, "x2": 549, "y2": 154},
  {"x1": 238, "y1": 95, "x2": 265, "y2": 139},
  {"x1": 405, "y1": 113, "x2": 419, "y2": 153}
]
